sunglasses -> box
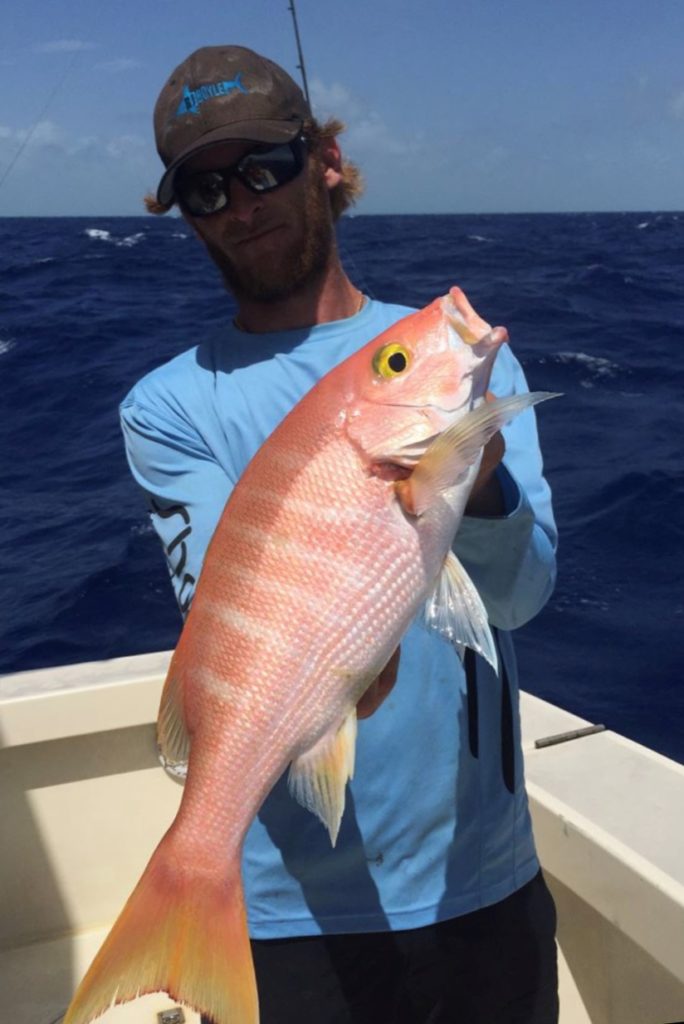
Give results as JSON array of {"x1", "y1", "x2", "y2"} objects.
[{"x1": 175, "y1": 136, "x2": 307, "y2": 217}]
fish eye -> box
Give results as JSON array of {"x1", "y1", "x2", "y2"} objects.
[{"x1": 373, "y1": 343, "x2": 410, "y2": 379}]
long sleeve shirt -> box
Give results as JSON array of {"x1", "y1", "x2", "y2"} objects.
[{"x1": 121, "y1": 297, "x2": 557, "y2": 937}]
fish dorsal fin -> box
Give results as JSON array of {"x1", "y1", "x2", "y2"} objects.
[
  {"x1": 157, "y1": 667, "x2": 191, "y2": 780},
  {"x1": 288, "y1": 709, "x2": 358, "y2": 847},
  {"x1": 397, "y1": 392, "x2": 559, "y2": 516},
  {"x1": 425, "y1": 551, "x2": 498, "y2": 673}
]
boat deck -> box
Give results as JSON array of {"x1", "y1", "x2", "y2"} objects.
[{"x1": 1, "y1": 652, "x2": 683, "y2": 1023}]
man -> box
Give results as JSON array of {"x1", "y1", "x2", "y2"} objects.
[{"x1": 122, "y1": 44, "x2": 559, "y2": 1023}]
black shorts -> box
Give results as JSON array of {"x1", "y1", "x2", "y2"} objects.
[{"x1": 244, "y1": 870, "x2": 559, "y2": 1024}]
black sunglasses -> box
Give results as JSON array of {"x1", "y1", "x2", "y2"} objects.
[{"x1": 175, "y1": 136, "x2": 307, "y2": 217}]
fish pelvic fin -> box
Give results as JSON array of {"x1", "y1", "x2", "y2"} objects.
[
  {"x1": 288, "y1": 709, "x2": 358, "y2": 847},
  {"x1": 63, "y1": 834, "x2": 257, "y2": 1024},
  {"x1": 425, "y1": 551, "x2": 498, "y2": 673},
  {"x1": 157, "y1": 664, "x2": 191, "y2": 779},
  {"x1": 396, "y1": 391, "x2": 560, "y2": 517}
]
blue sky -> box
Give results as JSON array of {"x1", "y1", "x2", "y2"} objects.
[{"x1": 1, "y1": 0, "x2": 682, "y2": 215}]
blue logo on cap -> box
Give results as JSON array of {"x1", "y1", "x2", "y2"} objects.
[{"x1": 176, "y1": 73, "x2": 248, "y2": 116}]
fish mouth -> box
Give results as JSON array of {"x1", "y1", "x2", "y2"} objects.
[
  {"x1": 446, "y1": 310, "x2": 509, "y2": 353},
  {"x1": 442, "y1": 289, "x2": 509, "y2": 352}
]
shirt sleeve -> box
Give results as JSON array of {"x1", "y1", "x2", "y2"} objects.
[
  {"x1": 453, "y1": 345, "x2": 558, "y2": 631},
  {"x1": 120, "y1": 392, "x2": 234, "y2": 618}
]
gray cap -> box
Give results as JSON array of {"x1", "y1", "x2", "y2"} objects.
[{"x1": 154, "y1": 45, "x2": 311, "y2": 204}]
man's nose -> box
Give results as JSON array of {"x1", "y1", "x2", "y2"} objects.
[{"x1": 225, "y1": 178, "x2": 264, "y2": 224}]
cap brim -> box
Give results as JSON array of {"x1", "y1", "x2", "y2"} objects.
[{"x1": 156, "y1": 118, "x2": 304, "y2": 205}]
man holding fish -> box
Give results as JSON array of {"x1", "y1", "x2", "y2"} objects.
[{"x1": 65, "y1": 45, "x2": 559, "y2": 1024}]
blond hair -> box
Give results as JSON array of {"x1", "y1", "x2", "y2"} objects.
[{"x1": 143, "y1": 117, "x2": 363, "y2": 221}]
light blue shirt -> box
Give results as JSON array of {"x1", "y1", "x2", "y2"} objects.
[{"x1": 120, "y1": 297, "x2": 557, "y2": 938}]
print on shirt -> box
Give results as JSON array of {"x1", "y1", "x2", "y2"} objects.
[
  {"x1": 151, "y1": 498, "x2": 196, "y2": 615},
  {"x1": 493, "y1": 628, "x2": 516, "y2": 794}
]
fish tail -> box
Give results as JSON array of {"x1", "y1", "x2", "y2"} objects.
[{"x1": 63, "y1": 831, "x2": 257, "y2": 1024}]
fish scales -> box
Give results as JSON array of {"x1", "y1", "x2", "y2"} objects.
[{"x1": 187, "y1": 438, "x2": 419, "y2": 740}]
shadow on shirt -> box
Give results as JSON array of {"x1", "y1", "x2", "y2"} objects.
[{"x1": 256, "y1": 772, "x2": 392, "y2": 934}]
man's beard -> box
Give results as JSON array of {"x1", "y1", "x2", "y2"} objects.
[{"x1": 205, "y1": 167, "x2": 334, "y2": 304}]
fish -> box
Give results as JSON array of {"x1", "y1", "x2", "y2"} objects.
[{"x1": 64, "y1": 286, "x2": 556, "y2": 1024}]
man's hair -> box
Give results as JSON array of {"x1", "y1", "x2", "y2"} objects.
[{"x1": 143, "y1": 117, "x2": 363, "y2": 222}]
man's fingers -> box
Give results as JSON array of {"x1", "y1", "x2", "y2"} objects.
[{"x1": 357, "y1": 646, "x2": 400, "y2": 720}]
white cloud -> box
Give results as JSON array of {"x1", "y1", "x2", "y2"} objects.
[
  {"x1": 16, "y1": 120, "x2": 65, "y2": 146},
  {"x1": 0, "y1": 120, "x2": 69, "y2": 155},
  {"x1": 309, "y1": 78, "x2": 418, "y2": 159},
  {"x1": 33, "y1": 39, "x2": 96, "y2": 54},
  {"x1": 0, "y1": 119, "x2": 146, "y2": 162},
  {"x1": 94, "y1": 58, "x2": 142, "y2": 74},
  {"x1": 105, "y1": 134, "x2": 146, "y2": 159},
  {"x1": 671, "y1": 90, "x2": 684, "y2": 119},
  {"x1": 310, "y1": 80, "x2": 365, "y2": 122}
]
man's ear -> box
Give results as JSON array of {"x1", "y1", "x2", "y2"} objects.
[{"x1": 318, "y1": 137, "x2": 343, "y2": 191}]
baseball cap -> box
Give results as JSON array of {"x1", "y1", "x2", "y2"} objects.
[{"x1": 154, "y1": 45, "x2": 311, "y2": 205}]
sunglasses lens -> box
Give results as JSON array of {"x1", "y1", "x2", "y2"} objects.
[
  {"x1": 237, "y1": 143, "x2": 302, "y2": 193},
  {"x1": 176, "y1": 138, "x2": 305, "y2": 217},
  {"x1": 177, "y1": 172, "x2": 229, "y2": 217}
]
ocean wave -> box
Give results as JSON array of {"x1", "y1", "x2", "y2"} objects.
[
  {"x1": 635, "y1": 213, "x2": 680, "y2": 230},
  {"x1": 556, "y1": 351, "x2": 621, "y2": 375},
  {"x1": 85, "y1": 228, "x2": 111, "y2": 242},
  {"x1": 534, "y1": 350, "x2": 624, "y2": 388},
  {"x1": 130, "y1": 520, "x2": 155, "y2": 536},
  {"x1": 118, "y1": 233, "x2": 146, "y2": 248},
  {"x1": 84, "y1": 227, "x2": 146, "y2": 248},
  {"x1": 0, "y1": 337, "x2": 15, "y2": 356}
]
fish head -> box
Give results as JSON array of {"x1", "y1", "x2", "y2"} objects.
[{"x1": 345, "y1": 286, "x2": 508, "y2": 466}]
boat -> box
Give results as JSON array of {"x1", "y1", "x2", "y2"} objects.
[{"x1": 1, "y1": 651, "x2": 683, "y2": 1023}]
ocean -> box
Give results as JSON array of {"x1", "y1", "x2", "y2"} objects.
[{"x1": 1, "y1": 212, "x2": 682, "y2": 763}]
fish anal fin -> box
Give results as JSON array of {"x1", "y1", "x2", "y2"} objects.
[
  {"x1": 288, "y1": 709, "x2": 358, "y2": 847},
  {"x1": 157, "y1": 664, "x2": 191, "y2": 779},
  {"x1": 425, "y1": 551, "x2": 498, "y2": 673}
]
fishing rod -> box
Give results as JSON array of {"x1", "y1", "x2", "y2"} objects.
[
  {"x1": 287, "y1": 0, "x2": 311, "y2": 107},
  {"x1": 0, "y1": 49, "x2": 80, "y2": 194}
]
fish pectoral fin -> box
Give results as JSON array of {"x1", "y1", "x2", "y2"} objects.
[
  {"x1": 157, "y1": 665, "x2": 191, "y2": 779},
  {"x1": 424, "y1": 551, "x2": 498, "y2": 673},
  {"x1": 396, "y1": 392, "x2": 559, "y2": 517},
  {"x1": 288, "y1": 709, "x2": 358, "y2": 847}
]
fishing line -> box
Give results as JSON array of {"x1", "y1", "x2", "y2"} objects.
[
  {"x1": 0, "y1": 49, "x2": 80, "y2": 193},
  {"x1": 285, "y1": 2, "x2": 375, "y2": 299}
]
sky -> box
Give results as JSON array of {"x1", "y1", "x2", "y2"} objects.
[{"x1": 0, "y1": 0, "x2": 683, "y2": 216}]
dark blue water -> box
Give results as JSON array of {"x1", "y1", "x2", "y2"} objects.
[{"x1": 1, "y1": 213, "x2": 682, "y2": 763}]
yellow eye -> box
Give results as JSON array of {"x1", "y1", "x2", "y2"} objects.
[{"x1": 372, "y1": 343, "x2": 410, "y2": 379}]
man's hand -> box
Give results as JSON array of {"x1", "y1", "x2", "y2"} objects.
[
  {"x1": 357, "y1": 646, "x2": 400, "y2": 719},
  {"x1": 464, "y1": 392, "x2": 506, "y2": 517}
]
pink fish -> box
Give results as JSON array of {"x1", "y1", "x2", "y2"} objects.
[{"x1": 64, "y1": 287, "x2": 554, "y2": 1024}]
